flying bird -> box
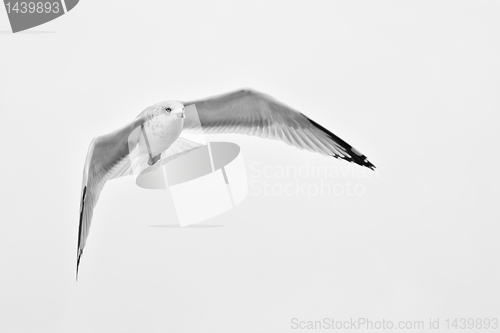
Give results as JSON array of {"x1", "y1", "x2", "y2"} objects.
[{"x1": 77, "y1": 89, "x2": 375, "y2": 278}]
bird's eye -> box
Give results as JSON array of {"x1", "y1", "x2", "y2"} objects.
[{"x1": 165, "y1": 107, "x2": 172, "y2": 113}]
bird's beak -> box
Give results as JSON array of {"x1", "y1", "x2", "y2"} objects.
[{"x1": 176, "y1": 108, "x2": 185, "y2": 119}]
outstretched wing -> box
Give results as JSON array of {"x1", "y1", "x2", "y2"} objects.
[
  {"x1": 183, "y1": 89, "x2": 375, "y2": 169},
  {"x1": 77, "y1": 116, "x2": 146, "y2": 279}
]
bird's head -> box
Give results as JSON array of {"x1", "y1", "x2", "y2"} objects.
[
  {"x1": 156, "y1": 101, "x2": 185, "y2": 119},
  {"x1": 140, "y1": 100, "x2": 185, "y2": 139}
]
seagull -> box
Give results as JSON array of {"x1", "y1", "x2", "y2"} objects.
[{"x1": 77, "y1": 89, "x2": 375, "y2": 278}]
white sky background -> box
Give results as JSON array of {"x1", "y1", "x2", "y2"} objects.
[{"x1": 0, "y1": 1, "x2": 499, "y2": 332}]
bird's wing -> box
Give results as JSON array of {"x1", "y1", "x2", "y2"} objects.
[
  {"x1": 77, "y1": 116, "x2": 146, "y2": 279},
  {"x1": 183, "y1": 89, "x2": 375, "y2": 169}
]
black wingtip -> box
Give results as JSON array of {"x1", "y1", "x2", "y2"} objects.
[
  {"x1": 76, "y1": 186, "x2": 87, "y2": 282},
  {"x1": 331, "y1": 153, "x2": 376, "y2": 170},
  {"x1": 76, "y1": 250, "x2": 82, "y2": 281},
  {"x1": 306, "y1": 116, "x2": 376, "y2": 170}
]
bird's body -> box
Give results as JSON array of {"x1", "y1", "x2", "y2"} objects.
[
  {"x1": 136, "y1": 101, "x2": 185, "y2": 156},
  {"x1": 77, "y1": 88, "x2": 376, "y2": 278}
]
